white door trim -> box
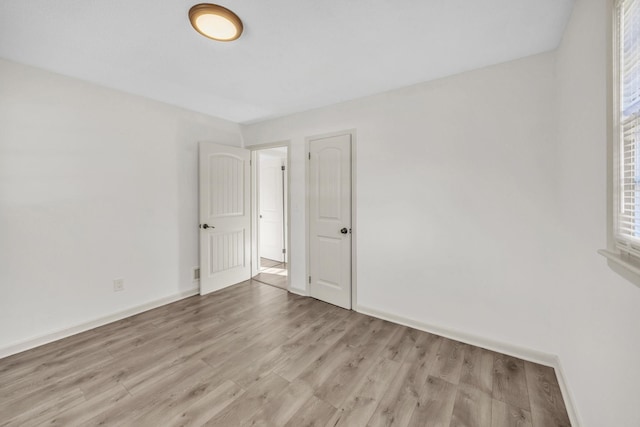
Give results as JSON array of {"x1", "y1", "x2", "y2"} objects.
[
  {"x1": 305, "y1": 130, "x2": 357, "y2": 308},
  {"x1": 249, "y1": 141, "x2": 291, "y2": 291}
]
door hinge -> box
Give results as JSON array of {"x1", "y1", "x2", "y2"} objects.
[
  {"x1": 282, "y1": 248, "x2": 286, "y2": 254},
  {"x1": 308, "y1": 152, "x2": 311, "y2": 160},
  {"x1": 281, "y1": 165, "x2": 285, "y2": 171},
  {"x1": 308, "y1": 276, "x2": 311, "y2": 284}
]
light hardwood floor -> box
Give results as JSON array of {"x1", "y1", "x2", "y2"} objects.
[
  {"x1": 252, "y1": 258, "x2": 288, "y2": 289},
  {"x1": 0, "y1": 280, "x2": 571, "y2": 426}
]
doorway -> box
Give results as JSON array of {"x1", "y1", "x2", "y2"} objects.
[{"x1": 251, "y1": 145, "x2": 289, "y2": 290}]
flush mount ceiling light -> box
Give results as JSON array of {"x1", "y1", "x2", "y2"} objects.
[{"x1": 189, "y1": 3, "x2": 243, "y2": 42}]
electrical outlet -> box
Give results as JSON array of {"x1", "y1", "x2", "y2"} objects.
[{"x1": 113, "y1": 278, "x2": 124, "y2": 292}]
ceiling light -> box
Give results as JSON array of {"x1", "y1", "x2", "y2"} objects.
[{"x1": 189, "y1": 4, "x2": 243, "y2": 42}]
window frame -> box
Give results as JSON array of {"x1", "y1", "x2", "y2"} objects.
[
  {"x1": 601, "y1": 0, "x2": 640, "y2": 284},
  {"x1": 613, "y1": 0, "x2": 640, "y2": 257}
]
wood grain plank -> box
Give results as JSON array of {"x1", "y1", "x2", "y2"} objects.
[
  {"x1": 240, "y1": 379, "x2": 313, "y2": 426},
  {"x1": 42, "y1": 384, "x2": 131, "y2": 427},
  {"x1": 430, "y1": 338, "x2": 466, "y2": 385},
  {"x1": 328, "y1": 356, "x2": 401, "y2": 427},
  {"x1": 492, "y1": 355, "x2": 530, "y2": 411},
  {"x1": 0, "y1": 352, "x2": 114, "y2": 404},
  {"x1": 367, "y1": 332, "x2": 442, "y2": 427},
  {"x1": 491, "y1": 399, "x2": 533, "y2": 427},
  {"x1": 131, "y1": 369, "x2": 231, "y2": 424},
  {"x1": 460, "y1": 345, "x2": 494, "y2": 395},
  {"x1": 381, "y1": 327, "x2": 421, "y2": 363},
  {"x1": 367, "y1": 362, "x2": 420, "y2": 427},
  {"x1": 297, "y1": 342, "x2": 358, "y2": 392},
  {"x1": 450, "y1": 383, "x2": 492, "y2": 427},
  {"x1": 202, "y1": 332, "x2": 290, "y2": 388},
  {"x1": 283, "y1": 395, "x2": 336, "y2": 427},
  {"x1": 228, "y1": 308, "x2": 348, "y2": 389},
  {"x1": 275, "y1": 341, "x2": 339, "y2": 383},
  {"x1": 406, "y1": 331, "x2": 443, "y2": 368},
  {"x1": 165, "y1": 380, "x2": 244, "y2": 427},
  {"x1": 273, "y1": 316, "x2": 351, "y2": 382},
  {"x1": 312, "y1": 320, "x2": 397, "y2": 408},
  {"x1": 524, "y1": 362, "x2": 571, "y2": 427},
  {"x1": 307, "y1": 345, "x2": 371, "y2": 407},
  {"x1": 82, "y1": 360, "x2": 208, "y2": 425},
  {"x1": 0, "y1": 387, "x2": 86, "y2": 427},
  {"x1": 350, "y1": 318, "x2": 400, "y2": 349},
  {"x1": 277, "y1": 302, "x2": 346, "y2": 340},
  {"x1": 0, "y1": 349, "x2": 112, "y2": 417},
  {"x1": 407, "y1": 375, "x2": 457, "y2": 427},
  {"x1": 202, "y1": 372, "x2": 289, "y2": 427}
]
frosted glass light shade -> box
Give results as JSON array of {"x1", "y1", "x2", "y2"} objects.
[{"x1": 189, "y1": 4, "x2": 243, "y2": 42}]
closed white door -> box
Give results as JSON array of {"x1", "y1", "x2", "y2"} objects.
[
  {"x1": 259, "y1": 154, "x2": 285, "y2": 262},
  {"x1": 199, "y1": 143, "x2": 251, "y2": 295},
  {"x1": 308, "y1": 134, "x2": 352, "y2": 309}
]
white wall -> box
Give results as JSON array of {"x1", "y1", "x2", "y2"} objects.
[
  {"x1": 242, "y1": 2, "x2": 640, "y2": 423},
  {"x1": 242, "y1": 53, "x2": 563, "y2": 353},
  {"x1": 555, "y1": 0, "x2": 640, "y2": 425},
  {"x1": 0, "y1": 59, "x2": 242, "y2": 351}
]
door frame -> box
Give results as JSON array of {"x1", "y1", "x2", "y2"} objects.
[
  {"x1": 250, "y1": 141, "x2": 291, "y2": 291},
  {"x1": 305, "y1": 129, "x2": 357, "y2": 309}
]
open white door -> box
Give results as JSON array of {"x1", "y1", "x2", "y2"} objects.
[
  {"x1": 199, "y1": 143, "x2": 251, "y2": 295},
  {"x1": 308, "y1": 134, "x2": 352, "y2": 309},
  {"x1": 259, "y1": 153, "x2": 285, "y2": 263}
]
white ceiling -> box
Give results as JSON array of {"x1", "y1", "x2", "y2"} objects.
[{"x1": 0, "y1": 0, "x2": 574, "y2": 124}]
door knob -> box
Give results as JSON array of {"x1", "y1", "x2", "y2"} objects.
[
  {"x1": 202, "y1": 224, "x2": 214, "y2": 229},
  {"x1": 340, "y1": 227, "x2": 348, "y2": 234}
]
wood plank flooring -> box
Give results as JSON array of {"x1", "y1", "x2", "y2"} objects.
[
  {"x1": 0, "y1": 280, "x2": 571, "y2": 426},
  {"x1": 252, "y1": 258, "x2": 288, "y2": 289}
]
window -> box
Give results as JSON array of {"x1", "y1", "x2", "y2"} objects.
[{"x1": 615, "y1": 0, "x2": 640, "y2": 256}]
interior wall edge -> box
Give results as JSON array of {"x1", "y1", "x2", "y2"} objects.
[
  {"x1": 355, "y1": 303, "x2": 581, "y2": 427},
  {"x1": 0, "y1": 288, "x2": 199, "y2": 360},
  {"x1": 553, "y1": 353, "x2": 583, "y2": 427}
]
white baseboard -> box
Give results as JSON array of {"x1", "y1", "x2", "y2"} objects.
[
  {"x1": 355, "y1": 304, "x2": 581, "y2": 427},
  {"x1": 0, "y1": 288, "x2": 199, "y2": 359},
  {"x1": 552, "y1": 354, "x2": 583, "y2": 427},
  {"x1": 355, "y1": 304, "x2": 556, "y2": 364}
]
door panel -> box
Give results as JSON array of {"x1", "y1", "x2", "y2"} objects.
[
  {"x1": 317, "y1": 236, "x2": 341, "y2": 287},
  {"x1": 309, "y1": 134, "x2": 352, "y2": 309},
  {"x1": 259, "y1": 154, "x2": 285, "y2": 262},
  {"x1": 208, "y1": 230, "x2": 244, "y2": 274},
  {"x1": 208, "y1": 155, "x2": 244, "y2": 217},
  {"x1": 318, "y1": 148, "x2": 342, "y2": 219},
  {"x1": 199, "y1": 143, "x2": 251, "y2": 295}
]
